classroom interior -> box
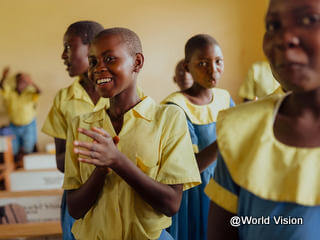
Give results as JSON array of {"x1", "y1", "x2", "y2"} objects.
[{"x1": 0, "y1": 0, "x2": 269, "y2": 239}]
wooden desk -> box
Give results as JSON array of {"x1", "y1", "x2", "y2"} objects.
[
  {"x1": 0, "y1": 221, "x2": 61, "y2": 239},
  {"x1": 0, "y1": 190, "x2": 63, "y2": 239}
]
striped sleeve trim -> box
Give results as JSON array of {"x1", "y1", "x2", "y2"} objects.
[{"x1": 205, "y1": 179, "x2": 238, "y2": 214}]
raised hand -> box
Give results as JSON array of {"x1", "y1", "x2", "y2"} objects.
[
  {"x1": 2, "y1": 67, "x2": 9, "y2": 79},
  {"x1": 74, "y1": 127, "x2": 120, "y2": 168}
]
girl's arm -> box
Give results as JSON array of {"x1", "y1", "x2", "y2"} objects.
[
  {"x1": 54, "y1": 138, "x2": 66, "y2": 173},
  {"x1": 0, "y1": 67, "x2": 9, "y2": 89},
  {"x1": 66, "y1": 167, "x2": 108, "y2": 219},
  {"x1": 208, "y1": 201, "x2": 239, "y2": 240},
  {"x1": 74, "y1": 127, "x2": 183, "y2": 217},
  {"x1": 195, "y1": 141, "x2": 218, "y2": 173}
]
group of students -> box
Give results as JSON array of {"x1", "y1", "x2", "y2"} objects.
[{"x1": 38, "y1": 0, "x2": 320, "y2": 239}]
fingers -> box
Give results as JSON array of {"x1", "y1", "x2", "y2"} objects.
[
  {"x1": 91, "y1": 127, "x2": 110, "y2": 137},
  {"x1": 78, "y1": 157, "x2": 105, "y2": 167},
  {"x1": 78, "y1": 128, "x2": 110, "y2": 143},
  {"x1": 74, "y1": 145, "x2": 100, "y2": 159},
  {"x1": 74, "y1": 140, "x2": 95, "y2": 151}
]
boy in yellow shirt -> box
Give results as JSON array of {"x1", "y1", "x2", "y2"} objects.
[
  {"x1": 63, "y1": 28, "x2": 201, "y2": 240},
  {"x1": 0, "y1": 67, "x2": 40, "y2": 160},
  {"x1": 41, "y1": 21, "x2": 106, "y2": 240}
]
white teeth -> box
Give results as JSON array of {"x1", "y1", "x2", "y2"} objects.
[{"x1": 97, "y1": 78, "x2": 112, "y2": 84}]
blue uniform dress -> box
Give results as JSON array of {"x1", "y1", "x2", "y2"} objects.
[
  {"x1": 206, "y1": 94, "x2": 320, "y2": 240},
  {"x1": 162, "y1": 88, "x2": 234, "y2": 240}
]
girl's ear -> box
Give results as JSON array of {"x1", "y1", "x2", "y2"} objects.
[
  {"x1": 134, "y1": 53, "x2": 144, "y2": 73},
  {"x1": 184, "y1": 60, "x2": 190, "y2": 73}
]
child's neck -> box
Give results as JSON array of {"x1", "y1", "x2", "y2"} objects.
[
  {"x1": 182, "y1": 84, "x2": 213, "y2": 105},
  {"x1": 79, "y1": 74, "x2": 100, "y2": 105},
  {"x1": 274, "y1": 88, "x2": 320, "y2": 148},
  {"x1": 108, "y1": 84, "x2": 141, "y2": 135},
  {"x1": 283, "y1": 89, "x2": 320, "y2": 118}
]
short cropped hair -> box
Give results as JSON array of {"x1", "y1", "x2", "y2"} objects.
[
  {"x1": 185, "y1": 34, "x2": 219, "y2": 61},
  {"x1": 94, "y1": 27, "x2": 143, "y2": 56},
  {"x1": 66, "y1": 21, "x2": 104, "y2": 45}
]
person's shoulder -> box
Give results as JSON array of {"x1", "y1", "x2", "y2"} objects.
[
  {"x1": 212, "y1": 88, "x2": 231, "y2": 98},
  {"x1": 153, "y1": 98, "x2": 185, "y2": 121},
  {"x1": 221, "y1": 94, "x2": 278, "y2": 116},
  {"x1": 161, "y1": 91, "x2": 184, "y2": 105},
  {"x1": 217, "y1": 94, "x2": 280, "y2": 133},
  {"x1": 52, "y1": 81, "x2": 77, "y2": 103}
]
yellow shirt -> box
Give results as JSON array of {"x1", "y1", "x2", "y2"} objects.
[
  {"x1": 206, "y1": 94, "x2": 320, "y2": 209},
  {"x1": 238, "y1": 61, "x2": 280, "y2": 100},
  {"x1": 63, "y1": 96, "x2": 201, "y2": 240},
  {"x1": 41, "y1": 79, "x2": 109, "y2": 139},
  {"x1": 0, "y1": 84, "x2": 39, "y2": 125}
]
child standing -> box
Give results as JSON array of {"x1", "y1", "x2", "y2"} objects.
[
  {"x1": 63, "y1": 28, "x2": 201, "y2": 240},
  {"x1": 41, "y1": 21, "x2": 106, "y2": 240},
  {"x1": 0, "y1": 67, "x2": 41, "y2": 161},
  {"x1": 206, "y1": 0, "x2": 320, "y2": 239},
  {"x1": 173, "y1": 59, "x2": 193, "y2": 91},
  {"x1": 162, "y1": 35, "x2": 234, "y2": 240}
]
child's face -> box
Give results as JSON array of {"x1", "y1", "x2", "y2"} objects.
[
  {"x1": 61, "y1": 33, "x2": 89, "y2": 77},
  {"x1": 186, "y1": 44, "x2": 224, "y2": 89},
  {"x1": 88, "y1": 34, "x2": 137, "y2": 98},
  {"x1": 174, "y1": 61, "x2": 193, "y2": 91},
  {"x1": 16, "y1": 74, "x2": 28, "y2": 92},
  {"x1": 263, "y1": 0, "x2": 320, "y2": 92}
]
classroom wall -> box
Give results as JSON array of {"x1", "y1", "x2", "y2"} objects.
[{"x1": 0, "y1": 0, "x2": 269, "y2": 151}]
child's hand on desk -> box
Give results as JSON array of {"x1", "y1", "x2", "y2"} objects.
[{"x1": 74, "y1": 127, "x2": 120, "y2": 170}]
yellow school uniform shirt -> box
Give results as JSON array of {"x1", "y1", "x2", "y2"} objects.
[
  {"x1": 63, "y1": 96, "x2": 201, "y2": 240},
  {"x1": 41, "y1": 78, "x2": 109, "y2": 140},
  {"x1": 0, "y1": 83, "x2": 39, "y2": 125},
  {"x1": 238, "y1": 61, "x2": 280, "y2": 100},
  {"x1": 205, "y1": 94, "x2": 320, "y2": 212}
]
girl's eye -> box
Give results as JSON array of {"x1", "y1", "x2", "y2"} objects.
[
  {"x1": 301, "y1": 15, "x2": 320, "y2": 26},
  {"x1": 216, "y1": 59, "x2": 223, "y2": 65},
  {"x1": 199, "y1": 61, "x2": 207, "y2": 67},
  {"x1": 89, "y1": 59, "x2": 97, "y2": 67},
  {"x1": 104, "y1": 56, "x2": 114, "y2": 63},
  {"x1": 265, "y1": 20, "x2": 280, "y2": 33}
]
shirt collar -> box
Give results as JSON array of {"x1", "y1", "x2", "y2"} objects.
[
  {"x1": 66, "y1": 78, "x2": 90, "y2": 101},
  {"x1": 83, "y1": 96, "x2": 155, "y2": 124}
]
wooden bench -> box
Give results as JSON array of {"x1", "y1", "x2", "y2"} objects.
[{"x1": 0, "y1": 190, "x2": 62, "y2": 239}]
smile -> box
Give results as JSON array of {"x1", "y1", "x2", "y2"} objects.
[{"x1": 96, "y1": 78, "x2": 112, "y2": 85}]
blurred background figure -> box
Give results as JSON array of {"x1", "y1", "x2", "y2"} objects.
[
  {"x1": 238, "y1": 61, "x2": 280, "y2": 101},
  {"x1": 173, "y1": 59, "x2": 194, "y2": 91},
  {"x1": 0, "y1": 67, "x2": 41, "y2": 166}
]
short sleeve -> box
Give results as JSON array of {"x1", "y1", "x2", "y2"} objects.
[
  {"x1": 238, "y1": 66, "x2": 256, "y2": 100},
  {"x1": 205, "y1": 153, "x2": 239, "y2": 214},
  {"x1": 41, "y1": 93, "x2": 67, "y2": 139},
  {"x1": 156, "y1": 107, "x2": 201, "y2": 191},
  {"x1": 62, "y1": 116, "x2": 82, "y2": 190}
]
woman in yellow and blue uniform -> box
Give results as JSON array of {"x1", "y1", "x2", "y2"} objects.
[
  {"x1": 163, "y1": 88, "x2": 234, "y2": 239},
  {"x1": 206, "y1": 93, "x2": 320, "y2": 239}
]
